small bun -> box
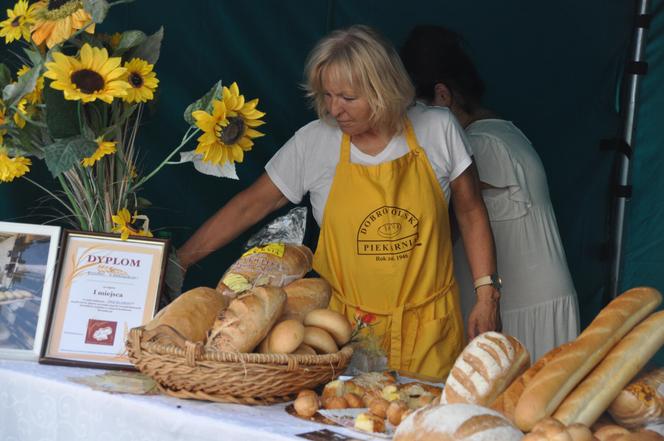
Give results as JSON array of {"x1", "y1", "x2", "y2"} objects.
[
  {"x1": 323, "y1": 396, "x2": 349, "y2": 409},
  {"x1": 343, "y1": 392, "x2": 364, "y2": 408},
  {"x1": 369, "y1": 398, "x2": 390, "y2": 419},
  {"x1": 387, "y1": 400, "x2": 410, "y2": 426},
  {"x1": 303, "y1": 326, "x2": 338, "y2": 354},
  {"x1": 294, "y1": 391, "x2": 319, "y2": 418},
  {"x1": 266, "y1": 319, "x2": 305, "y2": 353},
  {"x1": 292, "y1": 343, "x2": 317, "y2": 355},
  {"x1": 304, "y1": 309, "x2": 352, "y2": 346}
]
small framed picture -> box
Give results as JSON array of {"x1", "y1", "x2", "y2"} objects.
[
  {"x1": 0, "y1": 222, "x2": 61, "y2": 361},
  {"x1": 41, "y1": 230, "x2": 169, "y2": 369}
]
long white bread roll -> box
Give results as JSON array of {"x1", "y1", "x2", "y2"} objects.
[
  {"x1": 553, "y1": 310, "x2": 664, "y2": 427},
  {"x1": 514, "y1": 286, "x2": 662, "y2": 431}
]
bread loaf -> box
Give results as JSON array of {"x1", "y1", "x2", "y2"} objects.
[
  {"x1": 522, "y1": 418, "x2": 595, "y2": 441},
  {"x1": 279, "y1": 278, "x2": 331, "y2": 322},
  {"x1": 608, "y1": 367, "x2": 664, "y2": 428},
  {"x1": 553, "y1": 310, "x2": 664, "y2": 427},
  {"x1": 259, "y1": 319, "x2": 305, "y2": 354},
  {"x1": 492, "y1": 342, "x2": 571, "y2": 422},
  {"x1": 514, "y1": 287, "x2": 662, "y2": 431},
  {"x1": 216, "y1": 243, "x2": 313, "y2": 296},
  {"x1": 142, "y1": 287, "x2": 228, "y2": 348},
  {"x1": 303, "y1": 309, "x2": 352, "y2": 346},
  {"x1": 205, "y1": 286, "x2": 286, "y2": 352},
  {"x1": 302, "y1": 326, "x2": 338, "y2": 354},
  {"x1": 595, "y1": 425, "x2": 664, "y2": 441},
  {"x1": 442, "y1": 332, "x2": 530, "y2": 407},
  {"x1": 393, "y1": 403, "x2": 523, "y2": 441}
]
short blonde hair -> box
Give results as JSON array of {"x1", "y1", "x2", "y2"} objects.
[{"x1": 304, "y1": 25, "x2": 415, "y2": 132}]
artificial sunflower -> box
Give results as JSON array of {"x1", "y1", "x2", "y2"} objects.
[
  {"x1": 111, "y1": 208, "x2": 153, "y2": 241},
  {"x1": 30, "y1": 0, "x2": 94, "y2": 48},
  {"x1": 81, "y1": 137, "x2": 117, "y2": 167},
  {"x1": 17, "y1": 65, "x2": 44, "y2": 104},
  {"x1": 122, "y1": 58, "x2": 159, "y2": 104},
  {"x1": 13, "y1": 97, "x2": 39, "y2": 128},
  {"x1": 192, "y1": 82, "x2": 265, "y2": 166},
  {"x1": 0, "y1": 148, "x2": 31, "y2": 182},
  {"x1": 44, "y1": 43, "x2": 129, "y2": 103},
  {"x1": 0, "y1": 0, "x2": 33, "y2": 43}
]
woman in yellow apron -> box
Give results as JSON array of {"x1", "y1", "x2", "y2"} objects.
[{"x1": 178, "y1": 25, "x2": 501, "y2": 381}]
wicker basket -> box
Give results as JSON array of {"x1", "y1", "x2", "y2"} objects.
[{"x1": 126, "y1": 327, "x2": 353, "y2": 405}]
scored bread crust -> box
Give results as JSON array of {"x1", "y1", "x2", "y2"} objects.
[
  {"x1": 608, "y1": 367, "x2": 664, "y2": 428},
  {"x1": 514, "y1": 287, "x2": 662, "y2": 431},
  {"x1": 442, "y1": 332, "x2": 530, "y2": 407}
]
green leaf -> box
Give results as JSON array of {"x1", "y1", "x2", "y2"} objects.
[
  {"x1": 43, "y1": 78, "x2": 81, "y2": 139},
  {"x1": 0, "y1": 64, "x2": 11, "y2": 90},
  {"x1": 83, "y1": 0, "x2": 110, "y2": 24},
  {"x1": 183, "y1": 80, "x2": 223, "y2": 126},
  {"x1": 127, "y1": 27, "x2": 163, "y2": 65},
  {"x1": 115, "y1": 30, "x2": 146, "y2": 55},
  {"x1": 2, "y1": 66, "x2": 39, "y2": 106},
  {"x1": 23, "y1": 48, "x2": 43, "y2": 67},
  {"x1": 43, "y1": 136, "x2": 97, "y2": 177}
]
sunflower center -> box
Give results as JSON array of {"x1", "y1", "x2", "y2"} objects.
[
  {"x1": 218, "y1": 117, "x2": 246, "y2": 145},
  {"x1": 71, "y1": 69, "x2": 105, "y2": 94},
  {"x1": 45, "y1": 0, "x2": 82, "y2": 19},
  {"x1": 11, "y1": 17, "x2": 20, "y2": 27},
  {"x1": 129, "y1": 72, "x2": 144, "y2": 88}
]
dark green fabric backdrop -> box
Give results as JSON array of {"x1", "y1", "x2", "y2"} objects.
[{"x1": 2, "y1": 1, "x2": 651, "y2": 340}]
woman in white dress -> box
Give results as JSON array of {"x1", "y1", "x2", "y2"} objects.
[{"x1": 401, "y1": 25, "x2": 580, "y2": 361}]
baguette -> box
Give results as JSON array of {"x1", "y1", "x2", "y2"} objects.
[
  {"x1": 492, "y1": 342, "x2": 571, "y2": 422},
  {"x1": 205, "y1": 286, "x2": 286, "y2": 352},
  {"x1": 142, "y1": 287, "x2": 228, "y2": 348},
  {"x1": 514, "y1": 287, "x2": 662, "y2": 431},
  {"x1": 553, "y1": 310, "x2": 664, "y2": 427}
]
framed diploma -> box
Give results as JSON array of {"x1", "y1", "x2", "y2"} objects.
[
  {"x1": 0, "y1": 222, "x2": 61, "y2": 361},
  {"x1": 41, "y1": 230, "x2": 168, "y2": 369}
]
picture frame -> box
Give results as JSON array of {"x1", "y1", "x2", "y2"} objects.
[
  {"x1": 0, "y1": 221, "x2": 61, "y2": 361},
  {"x1": 41, "y1": 230, "x2": 169, "y2": 369}
]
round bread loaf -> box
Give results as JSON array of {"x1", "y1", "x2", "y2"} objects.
[
  {"x1": 394, "y1": 403, "x2": 523, "y2": 441},
  {"x1": 280, "y1": 278, "x2": 332, "y2": 322},
  {"x1": 304, "y1": 309, "x2": 352, "y2": 346},
  {"x1": 303, "y1": 326, "x2": 338, "y2": 354},
  {"x1": 265, "y1": 319, "x2": 305, "y2": 354},
  {"x1": 294, "y1": 390, "x2": 319, "y2": 417}
]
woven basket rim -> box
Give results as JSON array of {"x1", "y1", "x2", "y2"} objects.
[{"x1": 128, "y1": 326, "x2": 354, "y2": 366}]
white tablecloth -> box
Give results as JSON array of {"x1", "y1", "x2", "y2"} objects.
[{"x1": 0, "y1": 360, "x2": 372, "y2": 441}]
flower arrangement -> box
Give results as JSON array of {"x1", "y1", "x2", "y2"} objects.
[
  {"x1": 0, "y1": 0, "x2": 266, "y2": 238},
  {"x1": 347, "y1": 308, "x2": 388, "y2": 374}
]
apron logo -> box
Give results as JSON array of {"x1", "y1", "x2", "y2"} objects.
[{"x1": 357, "y1": 206, "x2": 420, "y2": 258}]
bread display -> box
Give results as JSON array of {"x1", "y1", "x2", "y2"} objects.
[
  {"x1": 216, "y1": 243, "x2": 313, "y2": 296},
  {"x1": 303, "y1": 309, "x2": 352, "y2": 346},
  {"x1": 142, "y1": 287, "x2": 229, "y2": 349},
  {"x1": 492, "y1": 342, "x2": 571, "y2": 422},
  {"x1": 522, "y1": 417, "x2": 595, "y2": 441},
  {"x1": 279, "y1": 278, "x2": 331, "y2": 322},
  {"x1": 553, "y1": 310, "x2": 664, "y2": 427},
  {"x1": 393, "y1": 403, "x2": 523, "y2": 440},
  {"x1": 514, "y1": 287, "x2": 662, "y2": 431},
  {"x1": 206, "y1": 286, "x2": 286, "y2": 352},
  {"x1": 608, "y1": 367, "x2": 664, "y2": 428},
  {"x1": 442, "y1": 332, "x2": 530, "y2": 407}
]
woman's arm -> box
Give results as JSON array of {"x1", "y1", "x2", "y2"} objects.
[
  {"x1": 177, "y1": 172, "x2": 290, "y2": 270},
  {"x1": 450, "y1": 163, "x2": 502, "y2": 340}
]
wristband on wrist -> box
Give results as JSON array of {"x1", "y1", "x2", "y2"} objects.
[{"x1": 473, "y1": 273, "x2": 502, "y2": 292}]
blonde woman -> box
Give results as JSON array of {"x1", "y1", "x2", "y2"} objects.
[{"x1": 178, "y1": 25, "x2": 500, "y2": 381}]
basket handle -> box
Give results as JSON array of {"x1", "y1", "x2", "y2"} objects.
[{"x1": 184, "y1": 340, "x2": 204, "y2": 367}]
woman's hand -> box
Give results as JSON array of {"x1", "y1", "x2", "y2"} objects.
[{"x1": 466, "y1": 285, "x2": 502, "y2": 340}]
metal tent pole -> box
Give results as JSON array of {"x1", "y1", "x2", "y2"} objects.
[{"x1": 610, "y1": 0, "x2": 651, "y2": 298}]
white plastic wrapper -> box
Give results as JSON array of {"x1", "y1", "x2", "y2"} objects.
[{"x1": 242, "y1": 206, "x2": 308, "y2": 251}]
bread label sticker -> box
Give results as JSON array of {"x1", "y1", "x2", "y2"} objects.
[
  {"x1": 222, "y1": 273, "x2": 252, "y2": 293},
  {"x1": 356, "y1": 206, "x2": 420, "y2": 259},
  {"x1": 242, "y1": 242, "x2": 285, "y2": 258}
]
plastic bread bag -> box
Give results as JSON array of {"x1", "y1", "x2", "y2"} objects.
[{"x1": 242, "y1": 206, "x2": 307, "y2": 252}]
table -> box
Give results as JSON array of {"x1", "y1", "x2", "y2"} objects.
[{"x1": 0, "y1": 359, "x2": 372, "y2": 441}]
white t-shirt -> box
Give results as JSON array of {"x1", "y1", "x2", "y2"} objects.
[{"x1": 265, "y1": 103, "x2": 473, "y2": 225}]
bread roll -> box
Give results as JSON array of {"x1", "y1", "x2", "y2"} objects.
[
  {"x1": 279, "y1": 278, "x2": 331, "y2": 322},
  {"x1": 206, "y1": 286, "x2": 286, "y2": 352},
  {"x1": 216, "y1": 243, "x2": 313, "y2": 295},
  {"x1": 344, "y1": 371, "x2": 397, "y2": 398},
  {"x1": 294, "y1": 390, "x2": 320, "y2": 418},
  {"x1": 443, "y1": 332, "x2": 530, "y2": 407},
  {"x1": 387, "y1": 400, "x2": 410, "y2": 426},
  {"x1": 142, "y1": 287, "x2": 229, "y2": 348},
  {"x1": 515, "y1": 287, "x2": 662, "y2": 431},
  {"x1": 303, "y1": 309, "x2": 352, "y2": 346},
  {"x1": 354, "y1": 412, "x2": 386, "y2": 433},
  {"x1": 292, "y1": 343, "x2": 317, "y2": 355},
  {"x1": 261, "y1": 319, "x2": 305, "y2": 354},
  {"x1": 492, "y1": 342, "x2": 571, "y2": 422},
  {"x1": 608, "y1": 367, "x2": 664, "y2": 428},
  {"x1": 369, "y1": 397, "x2": 390, "y2": 418},
  {"x1": 394, "y1": 403, "x2": 523, "y2": 441},
  {"x1": 593, "y1": 425, "x2": 630, "y2": 441},
  {"x1": 302, "y1": 326, "x2": 338, "y2": 354},
  {"x1": 553, "y1": 310, "x2": 664, "y2": 427},
  {"x1": 343, "y1": 392, "x2": 364, "y2": 408},
  {"x1": 323, "y1": 396, "x2": 349, "y2": 409},
  {"x1": 523, "y1": 418, "x2": 595, "y2": 441}
]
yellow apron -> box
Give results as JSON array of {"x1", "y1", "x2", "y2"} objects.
[{"x1": 313, "y1": 118, "x2": 464, "y2": 381}]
